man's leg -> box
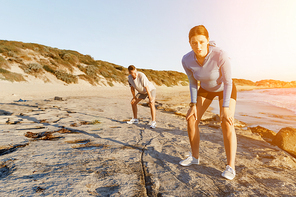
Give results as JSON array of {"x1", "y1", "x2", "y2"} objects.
[
  {"x1": 131, "y1": 97, "x2": 142, "y2": 119},
  {"x1": 149, "y1": 97, "x2": 156, "y2": 121}
]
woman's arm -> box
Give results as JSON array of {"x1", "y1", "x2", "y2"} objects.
[
  {"x1": 182, "y1": 58, "x2": 198, "y2": 120},
  {"x1": 220, "y1": 51, "x2": 232, "y2": 108},
  {"x1": 131, "y1": 86, "x2": 136, "y2": 99},
  {"x1": 182, "y1": 59, "x2": 198, "y2": 103},
  {"x1": 220, "y1": 51, "x2": 234, "y2": 125}
]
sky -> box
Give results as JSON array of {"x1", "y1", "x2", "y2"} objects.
[{"x1": 1, "y1": 0, "x2": 296, "y2": 81}]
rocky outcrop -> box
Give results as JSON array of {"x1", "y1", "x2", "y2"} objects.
[
  {"x1": 249, "y1": 126, "x2": 277, "y2": 143},
  {"x1": 1, "y1": 92, "x2": 296, "y2": 196},
  {"x1": 249, "y1": 126, "x2": 296, "y2": 158},
  {"x1": 272, "y1": 127, "x2": 296, "y2": 157}
]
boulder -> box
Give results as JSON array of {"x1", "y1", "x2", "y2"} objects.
[
  {"x1": 249, "y1": 126, "x2": 276, "y2": 143},
  {"x1": 272, "y1": 127, "x2": 296, "y2": 157},
  {"x1": 54, "y1": 96, "x2": 64, "y2": 101}
]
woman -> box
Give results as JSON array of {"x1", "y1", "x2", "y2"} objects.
[{"x1": 180, "y1": 25, "x2": 237, "y2": 180}]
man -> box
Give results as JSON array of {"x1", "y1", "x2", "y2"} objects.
[{"x1": 127, "y1": 65, "x2": 156, "y2": 128}]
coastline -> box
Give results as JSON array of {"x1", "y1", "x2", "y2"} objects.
[{"x1": 210, "y1": 94, "x2": 296, "y2": 133}]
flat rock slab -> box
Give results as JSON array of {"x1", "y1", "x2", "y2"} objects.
[{"x1": 0, "y1": 96, "x2": 296, "y2": 196}]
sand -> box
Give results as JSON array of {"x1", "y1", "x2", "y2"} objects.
[{"x1": 1, "y1": 81, "x2": 296, "y2": 196}]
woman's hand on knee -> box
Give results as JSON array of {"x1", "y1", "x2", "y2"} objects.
[
  {"x1": 221, "y1": 107, "x2": 234, "y2": 125},
  {"x1": 186, "y1": 106, "x2": 197, "y2": 121}
]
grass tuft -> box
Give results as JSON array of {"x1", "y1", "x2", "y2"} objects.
[
  {"x1": 22, "y1": 63, "x2": 43, "y2": 74},
  {"x1": 0, "y1": 68, "x2": 26, "y2": 82},
  {"x1": 54, "y1": 70, "x2": 78, "y2": 84}
]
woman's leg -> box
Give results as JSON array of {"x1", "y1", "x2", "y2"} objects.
[
  {"x1": 219, "y1": 98, "x2": 237, "y2": 169},
  {"x1": 188, "y1": 96, "x2": 212, "y2": 159}
]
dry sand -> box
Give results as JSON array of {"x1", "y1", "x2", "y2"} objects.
[{"x1": 1, "y1": 81, "x2": 296, "y2": 196}]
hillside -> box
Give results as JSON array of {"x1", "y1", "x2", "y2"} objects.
[
  {"x1": 0, "y1": 40, "x2": 295, "y2": 88},
  {"x1": 233, "y1": 78, "x2": 296, "y2": 88},
  {"x1": 0, "y1": 40, "x2": 188, "y2": 87}
]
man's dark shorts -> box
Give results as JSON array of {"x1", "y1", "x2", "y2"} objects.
[{"x1": 136, "y1": 89, "x2": 156, "y2": 100}]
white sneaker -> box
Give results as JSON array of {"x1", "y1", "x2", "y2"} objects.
[
  {"x1": 221, "y1": 165, "x2": 236, "y2": 180},
  {"x1": 127, "y1": 118, "x2": 139, "y2": 124},
  {"x1": 179, "y1": 155, "x2": 200, "y2": 166},
  {"x1": 150, "y1": 121, "x2": 156, "y2": 129}
]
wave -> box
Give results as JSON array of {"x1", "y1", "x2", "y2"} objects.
[{"x1": 241, "y1": 88, "x2": 296, "y2": 114}]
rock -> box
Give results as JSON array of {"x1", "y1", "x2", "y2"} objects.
[
  {"x1": 2, "y1": 89, "x2": 296, "y2": 196},
  {"x1": 272, "y1": 127, "x2": 296, "y2": 157},
  {"x1": 249, "y1": 126, "x2": 276, "y2": 143},
  {"x1": 54, "y1": 96, "x2": 64, "y2": 101},
  {"x1": 234, "y1": 119, "x2": 247, "y2": 128}
]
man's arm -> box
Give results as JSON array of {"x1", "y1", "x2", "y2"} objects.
[{"x1": 131, "y1": 86, "x2": 136, "y2": 99}]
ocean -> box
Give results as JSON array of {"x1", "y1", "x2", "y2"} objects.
[
  {"x1": 240, "y1": 88, "x2": 296, "y2": 115},
  {"x1": 210, "y1": 88, "x2": 296, "y2": 132}
]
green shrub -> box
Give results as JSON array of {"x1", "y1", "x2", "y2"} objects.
[
  {"x1": 99, "y1": 70, "x2": 111, "y2": 78},
  {"x1": 107, "y1": 81, "x2": 114, "y2": 86},
  {"x1": 114, "y1": 65, "x2": 124, "y2": 71},
  {"x1": 0, "y1": 40, "x2": 21, "y2": 56},
  {"x1": 0, "y1": 67, "x2": 10, "y2": 73},
  {"x1": 49, "y1": 60, "x2": 58, "y2": 67},
  {"x1": 55, "y1": 70, "x2": 77, "y2": 84},
  {"x1": 0, "y1": 68, "x2": 25, "y2": 82},
  {"x1": 180, "y1": 81, "x2": 188, "y2": 86},
  {"x1": 23, "y1": 63, "x2": 43, "y2": 74},
  {"x1": 138, "y1": 69, "x2": 188, "y2": 87},
  {"x1": 78, "y1": 74, "x2": 97, "y2": 86},
  {"x1": 43, "y1": 65, "x2": 55, "y2": 74},
  {"x1": 60, "y1": 52, "x2": 79, "y2": 65},
  {"x1": 0, "y1": 56, "x2": 9, "y2": 68},
  {"x1": 96, "y1": 61, "x2": 129, "y2": 85},
  {"x1": 77, "y1": 64, "x2": 86, "y2": 72},
  {"x1": 86, "y1": 65, "x2": 98, "y2": 77},
  {"x1": 80, "y1": 54, "x2": 97, "y2": 65}
]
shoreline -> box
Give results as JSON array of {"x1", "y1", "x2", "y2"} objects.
[{"x1": 210, "y1": 96, "x2": 296, "y2": 133}]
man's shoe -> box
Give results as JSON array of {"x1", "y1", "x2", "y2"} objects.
[
  {"x1": 221, "y1": 165, "x2": 236, "y2": 180},
  {"x1": 127, "y1": 118, "x2": 139, "y2": 124},
  {"x1": 150, "y1": 121, "x2": 156, "y2": 129},
  {"x1": 179, "y1": 155, "x2": 200, "y2": 166}
]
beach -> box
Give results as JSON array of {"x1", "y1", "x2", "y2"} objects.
[{"x1": 1, "y1": 81, "x2": 296, "y2": 196}]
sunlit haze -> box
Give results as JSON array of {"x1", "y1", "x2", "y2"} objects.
[{"x1": 1, "y1": 0, "x2": 296, "y2": 81}]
